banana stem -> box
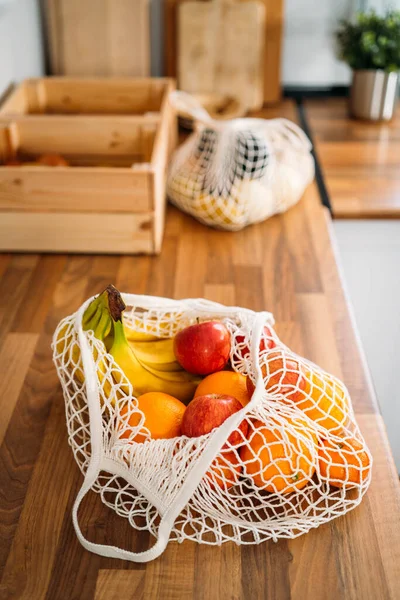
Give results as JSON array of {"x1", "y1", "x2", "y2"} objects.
[
  {"x1": 82, "y1": 297, "x2": 100, "y2": 324},
  {"x1": 82, "y1": 284, "x2": 125, "y2": 343},
  {"x1": 113, "y1": 318, "x2": 129, "y2": 346},
  {"x1": 94, "y1": 309, "x2": 112, "y2": 340},
  {"x1": 82, "y1": 289, "x2": 109, "y2": 330},
  {"x1": 106, "y1": 285, "x2": 126, "y2": 322}
]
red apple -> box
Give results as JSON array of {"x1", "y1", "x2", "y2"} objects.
[
  {"x1": 246, "y1": 376, "x2": 256, "y2": 399},
  {"x1": 181, "y1": 393, "x2": 248, "y2": 446},
  {"x1": 174, "y1": 321, "x2": 231, "y2": 375},
  {"x1": 235, "y1": 325, "x2": 276, "y2": 361}
]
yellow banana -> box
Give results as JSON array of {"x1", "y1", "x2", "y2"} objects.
[
  {"x1": 56, "y1": 284, "x2": 198, "y2": 405},
  {"x1": 55, "y1": 321, "x2": 85, "y2": 384},
  {"x1": 55, "y1": 299, "x2": 105, "y2": 385},
  {"x1": 124, "y1": 322, "x2": 160, "y2": 343},
  {"x1": 110, "y1": 318, "x2": 198, "y2": 404},
  {"x1": 103, "y1": 331, "x2": 114, "y2": 352},
  {"x1": 124, "y1": 313, "x2": 175, "y2": 342},
  {"x1": 55, "y1": 285, "x2": 120, "y2": 390},
  {"x1": 141, "y1": 360, "x2": 183, "y2": 373},
  {"x1": 139, "y1": 360, "x2": 200, "y2": 384},
  {"x1": 128, "y1": 338, "x2": 178, "y2": 368},
  {"x1": 135, "y1": 355, "x2": 200, "y2": 402},
  {"x1": 92, "y1": 306, "x2": 112, "y2": 340},
  {"x1": 91, "y1": 342, "x2": 113, "y2": 404},
  {"x1": 87, "y1": 286, "x2": 125, "y2": 404}
]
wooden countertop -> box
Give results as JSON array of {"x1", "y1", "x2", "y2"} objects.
[
  {"x1": 305, "y1": 97, "x2": 400, "y2": 219},
  {"x1": 0, "y1": 102, "x2": 399, "y2": 600}
]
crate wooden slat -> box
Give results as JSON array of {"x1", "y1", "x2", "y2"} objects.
[
  {"x1": 0, "y1": 168, "x2": 152, "y2": 213},
  {"x1": 0, "y1": 212, "x2": 154, "y2": 254},
  {"x1": 0, "y1": 78, "x2": 173, "y2": 117},
  {"x1": 2, "y1": 116, "x2": 159, "y2": 159},
  {"x1": 0, "y1": 78, "x2": 177, "y2": 255}
]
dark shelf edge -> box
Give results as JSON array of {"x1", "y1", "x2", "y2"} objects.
[
  {"x1": 295, "y1": 97, "x2": 333, "y2": 217},
  {"x1": 285, "y1": 85, "x2": 349, "y2": 99}
]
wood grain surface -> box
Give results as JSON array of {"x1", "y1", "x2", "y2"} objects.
[
  {"x1": 45, "y1": 0, "x2": 150, "y2": 77},
  {"x1": 165, "y1": 0, "x2": 283, "y2": 105},
  {"x1": 0, "y1": 101, "x2": 399, "y2": 599},
  {"x1": 305, "y1": 97, "x2": 400, "y2": 218},
  {"x1": 178, "y1": 0, "x2": 265, "y2": 111}
]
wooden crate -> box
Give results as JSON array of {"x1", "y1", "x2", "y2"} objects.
[
  {"x1": 0, "y1": 77, "x2": 173, "y2": 117},
  {"x1": 0, "y1": 77, "x2": 177, "y2": 255},
  {"x1": 0, "y1": 110, "x2": 176, "y2": 255}
]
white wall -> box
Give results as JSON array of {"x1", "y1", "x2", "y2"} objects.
[
  {"x1": 282, "y1": 0, "x2": 355, "y2": 87},
  {"x1": 366, "y1": 0, "x2": 400, "y2": 10},
  {"x1": 2, "y1": 0, "x2": 399, "y2": 92},
  {"x1": 0, "y1": 0, "x2": 44, "y2": 96},
  {"x1": 282, "y1": 0, "x2": 400, "y2": 88},
  {"x1": 334, "y1": 220, "x2": 400, "y2": 472}
]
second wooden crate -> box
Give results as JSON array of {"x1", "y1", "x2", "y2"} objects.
[{"x1": 0, "y1": 113, "x2": 175, "y2": 254}]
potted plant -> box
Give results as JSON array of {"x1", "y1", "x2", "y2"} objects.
[{"x1": 336, "y1": 10, "x2": 400, "y2": 121}]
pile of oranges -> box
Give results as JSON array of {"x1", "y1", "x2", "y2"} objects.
[{"x1": 119, "y1": 342, "x2": 370, "y2": 495}]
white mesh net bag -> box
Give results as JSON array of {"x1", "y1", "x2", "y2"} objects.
[
  {"x1": 167, "y1": 92, "x2": 315, "y2": 230},
  {"x1": 53, "y1": 291, "x2": 372, "y2": 563}
]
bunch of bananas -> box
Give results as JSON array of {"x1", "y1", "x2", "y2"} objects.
[{"x1": 55, "y1": 285, "x2": 199, "y2": 404}]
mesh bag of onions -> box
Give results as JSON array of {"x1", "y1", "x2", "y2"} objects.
[
  {"x1": 167, "y1": 92, "x2": 315, "y2": 231},
  {"x1": 53, "y1": 288, "x2": 371, "y2": 563}
]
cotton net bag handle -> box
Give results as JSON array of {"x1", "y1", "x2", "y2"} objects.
[
  {"x1": 71, "y1": 295, "x2": 271, "y2": 563},
  {"x1": 170, "y1": 90, "x2": 230, "y2": 131},
  {"x1": 170, "y1": 90, "x2": 313, "y2": 153}
]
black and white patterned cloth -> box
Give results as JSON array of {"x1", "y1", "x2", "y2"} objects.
[{"x1": 194, "y1": 128, "x2": 270, "y2": 197}]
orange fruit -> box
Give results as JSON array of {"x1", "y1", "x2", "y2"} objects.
[
  {"x1": 37, "y1": 153, "x2": 69, "y2": 167},
  {"x1": 194, "y1": 371, "x2": 251, "y2": 407},
  {"x1": 247, "y1": 355, "x2": 349, "y2": 433},
  {"x1": 119, "y1": 392, "x2": 186, "y2": 442},
  {"x1": 206, "y1": 450, "x2": 242, "y2": 490},
  {"x1": 296, "y1": 370, "x2": 349, "y2": 432},
  {"x1": 318, "y1": 436, "x2": 370, "y2": 488},
  {"x1": 5, "y1": 159, "x2": 22, "y2": 166},
  {"x1": 247, "y1": 349, "x2": 306, "y2": 402},
  {"x1": 241, "y1": 417, "x2": 317, "y2": 494}
]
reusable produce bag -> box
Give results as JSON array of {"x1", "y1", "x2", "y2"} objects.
[
  {"x1": 53, "y1": 294, "x2": 371, "y2": 563},
  {"x1": 167, "y1": 92, "x2": 315, "y2": 230}
]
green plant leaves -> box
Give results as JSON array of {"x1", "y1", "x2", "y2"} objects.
[{"x1": 336, "y1": 10, "x2": 400, "y2": 71}]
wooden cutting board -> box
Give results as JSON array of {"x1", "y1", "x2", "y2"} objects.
[
  {"x1": 166, "y1": 0, "x2": 284, "y2": 105},
  {"x1": 178, "y1": 0, "x2": 266, "y2": 111},
  {"x1": 45, "y1": 0, "x2": 150, "y2": 76}
]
